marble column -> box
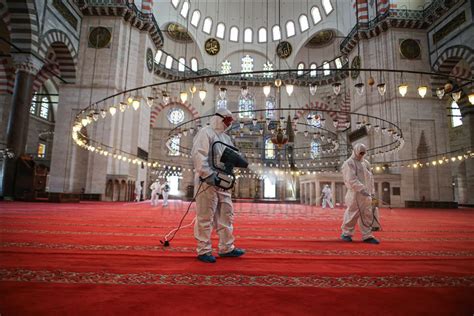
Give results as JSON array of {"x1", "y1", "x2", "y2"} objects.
[
  {"x1": 300, "y1": 182, "x2": 304, "y2": 204},
  {"x1": 1, "y1": 54, "x2": 43, "y2": 198},
  {"x1": 315, "y1": 181, "x2": 320, "y2": 207},
  {"x1": 331, "y1": 181, "x2": 336, "y2": 205}
]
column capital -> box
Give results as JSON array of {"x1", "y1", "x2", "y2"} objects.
[{"x1": 12, "y1": 53, "x2": 44, "y2": 76}]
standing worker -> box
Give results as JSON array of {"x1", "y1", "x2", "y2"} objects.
[
  {"x1": 321, "y1": 184, "x2": 334, "y2": 209},
  {"x1": 161, "y1": 179, "x2": 170, "y2": 207},
  {"x1": 150, "y1": 179, "x2": 161, "y2": 207},
  {"x1": 191, "y1": 108, "x2": 245, "y2": 263},
  {"x1": 340, "y1": 143, "x2": 380, "y2": 244}
]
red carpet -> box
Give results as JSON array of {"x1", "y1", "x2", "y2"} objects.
[{"x1": 0, "y1": 201, "x2": 473, "y2": 315}]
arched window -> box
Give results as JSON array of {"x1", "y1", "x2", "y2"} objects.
[
  {"x1": 265, "y1": 138, "x2": 276, "y2": 159},
  {"x1": 263, "y1": 176, "x2": 276, "y2": 198},
  {"x1": 263, "y1": 61, "x2": 273, "y2": 78},
  {"x1": 190, "y1": 10, "x2": 201, "y2": 27},
  {"x1": 178, "y1": 57, "x2": 185, "y2": 72},
  {"x1": 322, "y1": 0, "x2": 333, "y2": 15},
  {"x1": 30, "y1": 93, "x2": 37, "y2": 114},
  {"x1": 171, "y1": 0, "x2": 180, "y2": 8},
  {"x1": 216, "y1": 23, "x2": 225, "y2": 39},
  {"x1": 167, "y1": 136, "x2": 181, "y2": 156},
  {"x1": 451, "y1": 101, "x2": 462, "y2": 127},
  {"x1": 299, "y1": 15, "x2": 309, "y2": 32},
  {"x1": 286, "y1": 21, "x2": 295, "y2": 37},
  {"x1": 229, "y1": 26, "x2": 239, "y2": 42},
  {"x1": 238, "y1": 94, "x2": 255, "y2": 119},
  {"x1": 39, "y1": 96, "x2": 50, "y2": 119},
  {"x1": 311, "y1": 6, "x2": 322, "y2": 24},
  {"x1": 310, "y1": 63, "x2": 317, "y2": 77},
  {"x1": 167, "y1": 108, "x2": 185, "y2": 124},
  {"x1": 272, "y1": 25, "x2": 281, "y2": 41},
  {"x1": 190, "y1": 58, "x2": 198, "y2": 71},
  {"x1": 258, "y1": 27, "x2": 267, "y2": 43},
  {"x1": 310, "y1": 141, "x2": 320, "y2": 158},
  {"x1": 323, "y1": 61, "x2": 330, "y2": 76},
  {"x1": 297, "y1": 62, "x2": 305, "y2": 76},
  {"x1": 154, "y1": 50, "x2": 163, "y2": 63},
  {"x1": 244, "y1": 28, "x2": 253, "y2": 43},
  {"x1": 265, "y1": 96, "x2": 275, "y2": 118},
  {"x1": 216, "y1": 98, "x2": 227, "y2": 109},
  {"x1": 220, "y1": 60, "x2": 231, "y2": 74},
  {"x1": 180, "y1": 1, "x2": 189, "y2": 18},
  {"x1": 202, "y1": 17, "x2": 213, "y2": 34},
  {"x1": 241, "y1": 54, "x2": 254, "y2": 77},
  {"x1": 335, "y1": 57, "x2": 343, "y2": 69},
  {"x1": 307, "y1": 111, "x2": 322, "y2": 128},
  {"x1": 165, "y1": 55, "x2": 173, "y2": 69}
]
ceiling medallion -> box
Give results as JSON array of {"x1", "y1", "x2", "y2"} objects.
[
  {"x1": 399, "y1": 39, "x2": 421, "y2": 59},
  {"x1": 205, "y1": 38, "x2": 220, "y2": 56},
  {"x1": 306, "y1": 30, "x2": 335, "y2": 48},
  {"x1": 88, "y1": 26, "x2": 112, "y2": 49},
  {"x1": 166, "y1": 23, "x2": 192, "y2": 42},
  {"x1": 276, "y1": 41, "x2": 292, "y2": 59},
  {"x1": 146, "y1": 48, "x2": 154, "y2": 72},
  {"x1": 351, "y1": 56, "x2": 361, "y2": 80}
]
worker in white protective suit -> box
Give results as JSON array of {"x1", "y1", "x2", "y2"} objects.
[
  {"x1": 340, "y1": 143, "x2": 380, "y2": 244},
  {"x1": 191, "y1": 108, "x2": 245, "y2": 263},
  {"x1": 150, "y1": 179, "x2": 161, "y2": 207},
  {"x1": 321, "y1": 184, "x2": 334, "y2": 209},
  {"x1": 160, "y1": 179, "x2": 170, "y2": 207},
  {"x1": 134, "y1": 182, "x2": 142, "y2": 202}
]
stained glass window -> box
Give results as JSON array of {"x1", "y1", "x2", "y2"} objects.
[
  {"x1": 258, "y1": 27, "x2": 267, "y2": 43},
  {"x1": 311, "y1": 141, "x2": 320, "y2": 158},
  {"x1": 265, "y1": 97, "x2": 276, "y2": 118},
  {"x1": 167, "y1": 108, "x2": 185, "y2": 125},
  {"x1": 323, "y1": 61, "x2": 330, "y2": 76},
  {"x1": 180, "y1": 1, "x2": 189, "y2": 18},
  {"x1": 230, "y1": 26, "x2": 239, "y2": 42},
  {"x1": 190, "y1": 10, "x2": 201, "y2": 27},
  {"x1": 286, "y1": 21, "x2": 295, "y2": 37},
  {"x1": 322, "y1": 0, "x2": 333, "y2": 15},
  {"x1": 39, "y1": 97, "x2": 49, "y2": 119},
  {"x1": 244, "y1": 28, "x2": 253, "y2": 43},
  {"x1": 217, "y1": 98, "x2": 227, "y2": 110},
  {"x1": 154, "y1": 50, "x2": 163, "y2": 63},
  {"x1": 299, "y1": 15, "x2": 309, "y2": 32},
  {"x1": 272, "y1": 25, "x2": 281, "y2": 41},
  {"x1": 451, "y1": 101, "x2": 462, "y2": 127},
  {"x1": 221, "y1": 60, "x2": 231, "y2": 74},
  {"x1": 178, "y1": 58, "x2": 185, "y2": 72},
  {"x1": 167, "y1": 136, "x2": 180, "y2": 156},
  {"x1": 297, "y1": 62, "x2": 305, "y2": 76},
  {"x1": 216, "y1": 23, "x2": 225, "y2": 39},
  {"x1": 30, "y1": 93, "x2": 37, "y2": 114},
  {"x1": 263, "y1": 61, "x2": 273, "y2": 78},
  {"x1": 310, "y1": 63, "x2": 317, "y2": 77},
  {"x1": 203, "y1": 17, "x2": 213, "y2": 34},
  {"x1": 190, "y1": 58, "x2": 198, "y2": 71},
  {"x1": 241, "y1": 55, "x2": 254, "y2": 78},
  {"x1": 238, "y1": 95, "x2": 255, "y2": 118},
  {"x1": 265, "y1": 138, "x2": 276, "y2": 159},
  {"x1": 311, "y1": 6, "x2": 322, "y2": 24}
]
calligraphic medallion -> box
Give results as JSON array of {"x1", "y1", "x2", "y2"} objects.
[
  {"x1": 276, "y1": 41, "x2": 292, "y2": 59},
  {"x1": 205, "y1": 38, "x2": 220, "y2": 56}
]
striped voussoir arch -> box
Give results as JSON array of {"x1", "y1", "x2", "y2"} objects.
[
  {"x1": 38, "y1": 30, "x2": 78, "y2": 84},
  {"x1": 295, "y1": 101, "x2": 337, "y2": 121},
  {"x1": 7, "y1": 0, "x2": 39, "y2": 53},
  {"x1": 0, "y1": 57, "x2": 14, "y2": 94},
  {"x1": 32, "y1": 62, "x2": 60, "y2": 93},
  {"x1": 431, "y1": 45, "x2": 474, "y2": 96},
  {"x1": 149, "y1": 97, "x2": 200, "y2": 127}
]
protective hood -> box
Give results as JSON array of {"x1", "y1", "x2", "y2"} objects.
[
  {"x1": 351, "y1": 143, "x2": 367, "y2": 161},
  {"x1": 210, "y1": 108, "x2": 233, "y2": 133}
]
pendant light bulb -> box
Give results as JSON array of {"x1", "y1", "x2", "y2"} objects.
[
  {"x1": 436, "y1": 88, "x2": 445, "y2": 99},
  {"x1": 452, "y1": 90, "x2": 461, "y2": 102},
  {"x1": 241, "y1": 86, "x2": 248, "y2": 98},
  {"x1": 180, "y1": 91, "x2": 188, "y2": 103},
  {"x1": 219, "y1": 87, "x2": 227, "y2": 99},
  {"x1": 263, "y1": 85, "x2": 271, "y2": 97},
  {"x1": 417, "y1": 85, "x2": 428, "y2": 98},
  {"x1": 199, "y1": 88, "x2": 207, "y2": 102},
  {"x1": 146, "y1": 97, "x2": 154, "y2": 107},
  {"x1": 275, "y1": 78, "x2": 282, "y2": 87},
  {"x1": 332, "y1": 82, "x2": 341, "y2": 95},
  {"x1": 377, "y1": 83, "x2": 386, "y2": 96},
  {"x1": 109, "y1": 105, "x2": 117, "y2": 116},
  {"x1": 309, "y1": 83, "x2": 318, "y2": 96},
  {"x1": 162, "y1": 92, "x2": 170, "y2": 105},
  {"x1": 398, "y1": 84, "x2": 408, "y2": 97},
  {"x1": 132, "y1": 100, "x2": 140, "y2": 110},
  {"x1": 354, "y1": 83, "x2": 365, "y2": 96},
  {"x1": 468, "y1": 93, "x2": 474, "y2": 105},
  {"x1": 285, "y1": 84, "x2": 294, "y2": 96}
]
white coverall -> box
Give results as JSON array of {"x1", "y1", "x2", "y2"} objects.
[
  {"x1": 134, "y1": 183, "x2": 142, "y2": 202},
  {"x1": 161, "y1": 182, "x2": 169, "y2": 207},
  {"x1": 150, "y1": 181, "x2": 161, "y2": 207},
  {"x1": 191, "y1": 108, "x2": 236, "y2": 256},
  {"x1": 321, "y1": 185, "x2": 334, "y2": 208},
  {"x1": 341, "y1": 143, "x2": 377, "y2": 240}
]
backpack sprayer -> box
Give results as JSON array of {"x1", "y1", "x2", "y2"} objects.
[{"x1": 160, "y1": 141, "x2": 248, "y2": 247}]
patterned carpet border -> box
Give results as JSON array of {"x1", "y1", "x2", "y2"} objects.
[
  {"x1": 1, "y1": 242, "x2": 473, "y2": 257},
  {"x1": 1, "y1": 269, "x2": 473, "y2": 288}
]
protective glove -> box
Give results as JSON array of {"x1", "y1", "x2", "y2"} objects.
[
  {"x1": 204, "y1": 173, "x2": 218, "y2": 186},
  {"x1": 360, "y1": 189, "x2": 371, "y2": 197}
]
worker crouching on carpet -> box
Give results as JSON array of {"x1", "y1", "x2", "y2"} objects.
[
  {"x1": 191, "y1": 108, "x2": 245, "y2": 263},
  {"x1": 340, "y1": 143, "x2": 380, "y2": 244}
]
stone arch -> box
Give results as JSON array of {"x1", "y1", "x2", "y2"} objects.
[
  {"x1": 105, "y1": 179, "x2": 113, "y2": 201},
  {"x1": 431, "y1": 45, "x2": 474, "y2": 98},
  {"x1": 0, "y1": 1, "x2": 11, "y2": 33},
  {"x1": 149, "y1": 96, "x2": 200, "y2": 127},
  {"x1": 295, "y1": 93, "x2": 350, "y2": 129},
  {"x1": 0, "y1": 57, "x2": 14, "y2": 94},
  {"x1": 6, "y1": 0, "x2": 39, "y2": 53},
  {"x1": 38, "y1": 30, "x2": 78, "y2": 84}
]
